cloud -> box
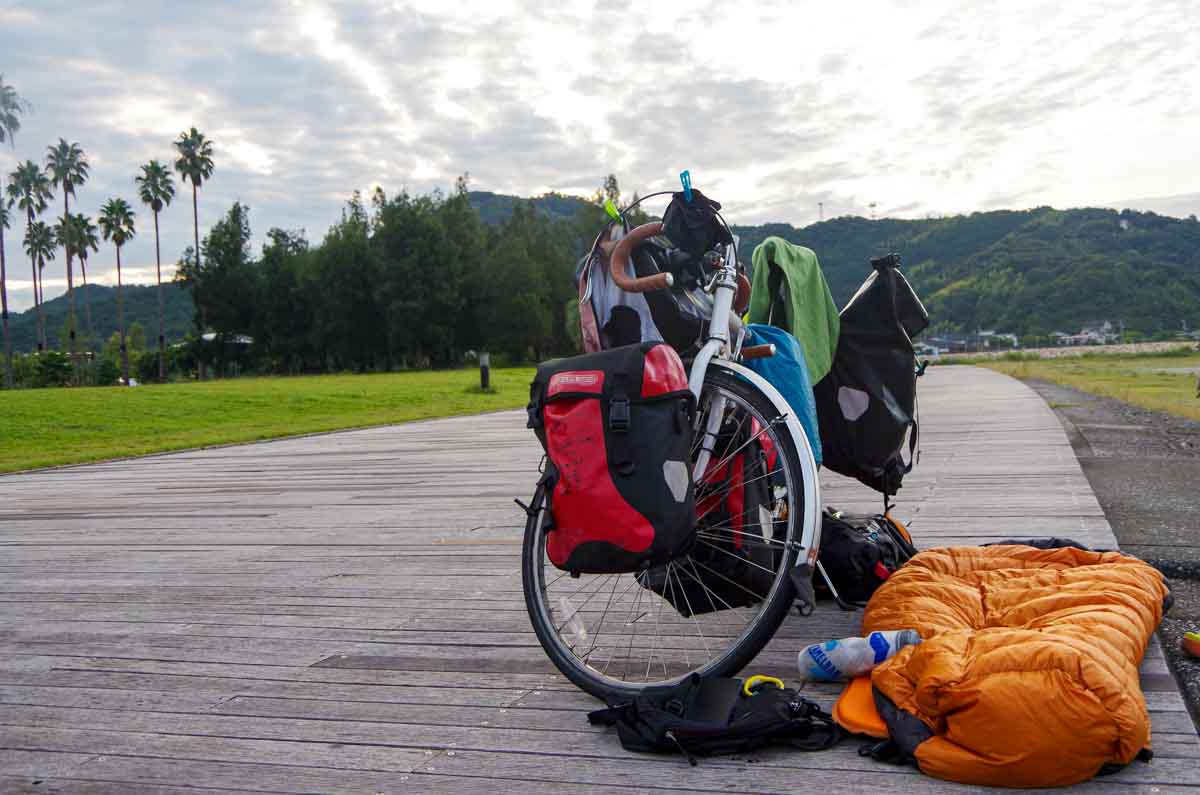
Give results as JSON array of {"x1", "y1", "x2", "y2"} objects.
[{"x1": 0, "y1": 0, "x2": 1196, "y2": 313}]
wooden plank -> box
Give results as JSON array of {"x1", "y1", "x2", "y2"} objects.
[{"x1": 0, "y1": 365, "x2": 1195, "y2": 793}]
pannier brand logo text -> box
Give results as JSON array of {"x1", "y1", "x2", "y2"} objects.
[{"x1": 557, "y1": 373, "x2": 599, "y2": 386}]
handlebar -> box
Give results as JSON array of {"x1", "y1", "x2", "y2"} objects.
[{"x1": 610, "y1": 222, "x2": 674, "y2": 293}]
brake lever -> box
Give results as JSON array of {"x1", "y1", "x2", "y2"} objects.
[{"x1": 701, "y1": 251, "x2": 726, "y2": 293}]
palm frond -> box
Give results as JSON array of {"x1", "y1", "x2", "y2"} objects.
[{"x1": 99, "y1": 197, "x2": 137, "y2": 247}]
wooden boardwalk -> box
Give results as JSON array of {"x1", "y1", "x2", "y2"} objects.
[{"x1": 0, "y1": 365, "x2": 1196, "y2": 794}]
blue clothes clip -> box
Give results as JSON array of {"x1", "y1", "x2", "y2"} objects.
[{"x1": 679, "y1": 170, "x2": 693, "y2": 202}]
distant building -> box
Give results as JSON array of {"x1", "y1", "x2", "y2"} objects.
[
  {"x1": 924, "y1": 331, "x2": 1018, "y2": 353},
  {"x1": 201, "y1": 332, "x2": 254, "y2": 345},
  {"x1": 1056, "y1": 321, "x2": 1119, "y2": 345}
]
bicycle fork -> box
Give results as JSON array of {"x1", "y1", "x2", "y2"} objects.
[{"x1": 689, "y1": 247, "x2": 741, "y2": 481}]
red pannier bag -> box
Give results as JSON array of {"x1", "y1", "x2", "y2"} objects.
[{"x1": 527, "y1": 342, "x2": 697, "y2": 574}]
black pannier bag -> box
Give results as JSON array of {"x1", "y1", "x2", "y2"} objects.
[
  {"x1": 639, "y1": 416, "x2": 782, "y2": 615},
  {"x1": 816, "y1": 508, "x2": 917, "y2": 606},
  {"x1": 527, "y1": 342, "x2": 697, "y2": 574},
  {"x1": 814, "y1": 253, "x2": 929, "y2": 495}
]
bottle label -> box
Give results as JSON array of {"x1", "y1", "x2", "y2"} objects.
[
  {"x1": 805, "y1": 642, "x2": 842, "y2": 679},
  {"x1": 869, "y1": 632, "x2": 891, "y2": 664}
]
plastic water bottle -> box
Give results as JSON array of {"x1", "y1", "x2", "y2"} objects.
[
  {"x1": 798, "y1": 629, "x2": 921, "y2": 682},
  {"x1": 559, "y1": 596, "x2": 588, "y2": 646}
]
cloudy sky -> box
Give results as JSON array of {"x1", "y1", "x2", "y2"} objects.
[{"x1": 1, "y1": 0, "x2": 1197, "y2": 311}]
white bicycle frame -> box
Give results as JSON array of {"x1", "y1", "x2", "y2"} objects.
[{"x1": 686, "y1": 244, "x2": 823, "y2": 569}]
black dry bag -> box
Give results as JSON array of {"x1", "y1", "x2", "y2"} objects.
[
  {"x1": 814, "y1": 254, "x2": 928, "y2": 495},
  {"x1": 527, "y1": 342, "x2": 696, "y2": 574}
]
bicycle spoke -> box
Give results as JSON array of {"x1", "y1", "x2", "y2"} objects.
[
  {"x1": 554, "y1": 574, "x2": 613, "y2": 637},
  {"x1": 694, "y1": 465, "x2": 776, "y2": 504},
  {"x1": 583, "y1": 571, "x2": 624, "y2": 661},
  {"x1": 682, "y1": 555, "x2": 741, "y2": 614},
  {"x1": 663, "y1": 562, "x2": 690, "y2": 670},
  {"x1": 672, "y1": 562, "x2": 711, "y2": 658},
  {"x1": 689, "y1": 556, "x2": 772, "y2": 603},
  {"x1": 694, "y1": 537, "x2": 780, "y2": 577},
  {"x1": 616, "y1": 573, "x2": 646, "y2": 677},
  {"x1": 698, "y1": 414, "x2": 787, "y2": 488},
  {"x1": 647, "y1": 571, "x2": 667, "y2": 681},
  {"x1": 696, "y1": 529, "x2": 787, "y2": 549}
]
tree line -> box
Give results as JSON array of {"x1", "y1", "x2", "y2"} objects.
[
  {"x1": 178, "y1": 177, "x2": 619, "y2": 376},
  {"x1": 0, "y1": 73, "x2": 215, "y2": 388}
]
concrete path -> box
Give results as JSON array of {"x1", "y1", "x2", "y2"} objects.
[{"x1": 0, "y1": 366, "x2": 1196, "y2": 793}]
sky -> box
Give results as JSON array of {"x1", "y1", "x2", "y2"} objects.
[{"x1": 1, "y1": 0, "x2": 1197, "y2": 312}]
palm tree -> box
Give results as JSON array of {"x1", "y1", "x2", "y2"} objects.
[
  {"x1": 46, "y1": 139, "x2": 89, "y2": 379},
  {"x1": 0, "y1": 73, "x2": 29, "y2": 387},
  {"x1": 136, "y1": 160, "x2": 175, "y2": 380},
  {"x1": 7, "y1": 160, "x2": 53, "y2": 351},
  {"x1": 58, "y1": 212, "x2": 99, "y2": 358},
  {"x1": 99, "y1": 198, "x2": 136, "y2": 384},
  {"x1": 0, "y1": 201, "x2": 10, "y2": 383},
  {"x1": 23, "y1": 221, "x2": 56, "y2": 351},
  {"x1": 173, "y1": 128, "x2": 214, "y2": 286}
]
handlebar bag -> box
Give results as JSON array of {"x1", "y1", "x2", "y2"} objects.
[
  {"x1": 527, "y1": 342, "x2": 697, "y2": 574},
  {"x1": 630, "y1": 239, "x2": 714, "y2": 355}
]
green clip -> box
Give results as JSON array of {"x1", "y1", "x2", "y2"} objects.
[{"x1": 604, "y1": 199, "x2": 621, "y2": 221}]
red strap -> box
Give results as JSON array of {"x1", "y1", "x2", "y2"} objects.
[{"x1": 873, "y1": 562, "x2": 892, "y2": 581}]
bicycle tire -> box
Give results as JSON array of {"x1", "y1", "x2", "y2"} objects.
[{"x1": 522, "y1": 366, "x2": 812, "y2": 701}]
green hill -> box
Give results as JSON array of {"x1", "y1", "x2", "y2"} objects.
[
  {"x1": 6, "y1": 282, "x2": 194, "y2": 352},
  {"x1": 468, "y1": 189, "x2": 1200, "y2": 335},
  {"x1": 730, "y1": 207, "x2": 1200, "y2": 336},
  {"x1": 468, "y1": 191, "x2": 590, "y2": 224}
]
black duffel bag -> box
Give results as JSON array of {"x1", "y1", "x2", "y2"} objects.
[{"x1": 527, "y1": 342, "x2": 697, "y2": 574}]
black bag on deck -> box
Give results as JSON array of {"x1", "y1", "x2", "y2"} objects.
[
  {"x1": 817, "y1": 509, "x2": 917, "y2": 606},
  {"x1": 588, "y1": 674, "x2": 840, "y2": 764},
  {"x1": 814, "y1": 253, "x2": 929, "y2": 495},
  {"x1": 638, "y1": 417, "x2": 782, "y2": 615},
  {"x1": 527, "y1": 342, "x2": 696, "y2": 574}
]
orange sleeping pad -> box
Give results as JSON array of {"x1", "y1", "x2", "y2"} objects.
[{"x1": 835, "y1": 544, "x2": 1170, "y2": 788}]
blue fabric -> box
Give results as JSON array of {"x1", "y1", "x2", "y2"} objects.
[{"x1": 742, "y1": 323, "x2": 822, "y2": 465}]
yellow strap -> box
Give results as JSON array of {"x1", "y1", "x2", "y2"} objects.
[{"x1": 742, "y1": 675, "x2": 785, "y2": 696}]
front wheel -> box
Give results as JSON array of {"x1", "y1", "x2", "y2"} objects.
[{"x1": 522, "y1": 366, "x2": 817, "y2": 701}]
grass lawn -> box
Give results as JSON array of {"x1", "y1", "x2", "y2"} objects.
[
  {"x1": 0, "y1": 368, "x2": 535, "y2": 474},
  {"x1": 976, "y1": 351, "x2": 1200, "y2": 422}
]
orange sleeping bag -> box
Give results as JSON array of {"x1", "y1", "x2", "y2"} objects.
[{"x1": 857, "y1": 544, "x2": 1170, "y2": 788}]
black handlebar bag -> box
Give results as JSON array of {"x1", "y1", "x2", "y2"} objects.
[
  {"x1": 630, "y1": 238, "x2": 715, "y2": 355},
  {"x1": 527, "y1": 342, "x2": 697, "y2": 574}
]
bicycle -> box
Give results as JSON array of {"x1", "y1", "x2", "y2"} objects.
[{"x1": 521, "y1": 218, "x2": 823, "y2": 701}]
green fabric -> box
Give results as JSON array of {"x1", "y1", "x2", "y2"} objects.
[{"x1": 747, "y1": 237, "x2": 840, "y2": 384}]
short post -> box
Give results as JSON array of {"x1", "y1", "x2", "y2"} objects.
[{"x1": 479, "y1": 352, "x2": 490, "y2": 391}]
